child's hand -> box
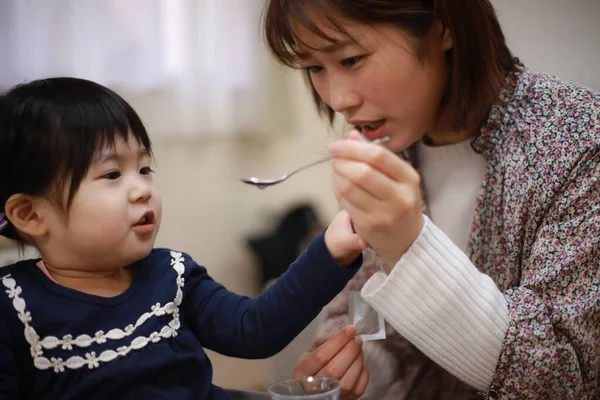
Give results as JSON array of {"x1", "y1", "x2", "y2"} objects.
[{"x1": 324, "y1": 210, "x2": 368, "y2": 267}]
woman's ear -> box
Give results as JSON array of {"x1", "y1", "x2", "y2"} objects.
[
  {"x1": 434, "y1": 19, "x2": 453, "y2": 51},
  {"x1": 4, "y1": 194, "x2": 49, "y2": 238}
]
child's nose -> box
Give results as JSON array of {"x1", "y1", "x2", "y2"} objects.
[{"x1": 129, "y1": 179, "x2": 152, "y2": 202}]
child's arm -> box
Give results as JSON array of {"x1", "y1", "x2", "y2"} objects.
[{"x1": 182, "y1": 210, "x2": 365, "y2": 359}]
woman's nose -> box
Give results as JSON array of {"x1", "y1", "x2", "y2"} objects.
[{"x1": 328, "y1": 76, "x2": 362, "y2": 113}]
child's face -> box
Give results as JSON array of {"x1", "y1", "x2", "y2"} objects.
[
  {"x1": 42, "y1": 134, "x2": 162, "y2": 270},
  {"x1": 293, "y1": 10, "x2": 452, "y2": 152}
]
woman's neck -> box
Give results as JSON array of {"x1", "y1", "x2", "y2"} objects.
[{"x1": 423, "y1": 128, "x2": 475, "y2": 147}]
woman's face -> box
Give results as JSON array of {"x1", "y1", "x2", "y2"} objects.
[{"x1": 293, "y1": 11, "x2": 453, "y2": 151}]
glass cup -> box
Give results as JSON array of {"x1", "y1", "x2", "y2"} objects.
[{"x1": 267, "y1": 376, "x2": 341, "y2": 399}]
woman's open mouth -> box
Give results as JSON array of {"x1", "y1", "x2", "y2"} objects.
[{"x1": 357, "y1": 119, "x2": 387, "y2": 141}]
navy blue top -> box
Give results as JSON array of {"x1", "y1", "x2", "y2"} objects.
[{"x1": 0, "y1": 232, "x2": 360, "y2": 400}]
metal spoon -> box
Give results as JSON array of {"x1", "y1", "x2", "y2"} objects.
[{"x1": 241, "y1": 136, "x2": 390, "y2": 189}]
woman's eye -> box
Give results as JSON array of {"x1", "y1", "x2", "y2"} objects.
[
  {"x1": 304, "y1": 65, "x2": 323, "y2": 74},
  {"x1": 140, "y1": 166, "x2": 154, "y2": 175},
  {"x1": 341, "y1": 56, "x2": 363, "y2": 68},
  {"x1": 104, "y1": 171, "x2": 121, "y2": 180}
]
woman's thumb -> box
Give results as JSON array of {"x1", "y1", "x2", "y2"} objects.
[{"x1": 346, "y1": 129, "x2": 366, "y2": 142}]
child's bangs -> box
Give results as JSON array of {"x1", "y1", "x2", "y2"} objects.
[
  {"x1": 46, "y1": 81, "x2": 152, "y2": 207},
  {"x1": 264, "y1": 0, "x2": 355, "y2": 67},
  {"x1": 86, "y1": 103, "x2": 151, "y2": 158}
]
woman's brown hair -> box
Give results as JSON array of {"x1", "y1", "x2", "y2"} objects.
[{"x1": 263, "y1": 0, "x2": 516, "y2": 133}]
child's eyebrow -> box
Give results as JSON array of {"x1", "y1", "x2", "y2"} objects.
[{"x1": 94, "y1": 148, "x2": 150, "y2": 164}]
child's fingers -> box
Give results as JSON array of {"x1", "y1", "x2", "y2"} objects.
[{"x1": 357, "y1": 237, "x2": 369, "y2": 250}]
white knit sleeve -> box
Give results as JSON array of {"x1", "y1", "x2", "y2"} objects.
[{"x1": 361, "y1": 216, "x2": 508, "y2": 390}]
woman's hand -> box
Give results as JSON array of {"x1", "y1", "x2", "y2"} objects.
[
  {"x1": 329, "y1": 130, "x2": 424, "y2": 270},
  {"x1": 294, "y1": 326, "x2": 369, "y2": 400}
]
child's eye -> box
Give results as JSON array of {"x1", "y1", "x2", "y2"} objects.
[
  {"x1": 104, "y1": 171, "x2": 121, "y2": 180},
  {"x1": 304, "y1": 65, "x2": 323, "y2": 74},
  {"x1": 341, "y1": 56, "x2": 363, "y2": 68},
  {"x1": 140, "y1": 166, "x2": 154, "y2": 175}
]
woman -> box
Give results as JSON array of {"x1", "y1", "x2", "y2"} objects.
[{"x1": 262, "y1": 0, "x2": 600, "y2": 399}]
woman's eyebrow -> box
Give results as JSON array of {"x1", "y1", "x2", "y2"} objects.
[{"x1": 298, "y1": 40, "x2": 353, "y2": 59}]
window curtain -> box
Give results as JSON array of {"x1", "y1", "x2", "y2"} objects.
[{"x1": 0, "y1": 0, "x2": 271, "y2": 137}]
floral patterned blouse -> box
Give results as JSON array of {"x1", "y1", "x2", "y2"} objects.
[{"x1": 316, "y1": 62, "x2": 600, "y2": 399}]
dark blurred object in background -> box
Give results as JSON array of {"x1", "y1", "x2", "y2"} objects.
[{"x1": 247, "y1": 203, "x2": 323, "y2": 288}]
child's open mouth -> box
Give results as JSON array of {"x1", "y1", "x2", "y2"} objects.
[{"x1": 133, "y1": 210, "x2": 156, "y2": 235}]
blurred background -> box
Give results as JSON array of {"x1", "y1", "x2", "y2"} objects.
[{"x1": 0, "y1": 0, "x2": 598, "y2": 392}]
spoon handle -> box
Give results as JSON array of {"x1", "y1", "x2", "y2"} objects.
[
  {"x1": 284, "y1": 136, "x2": 390, "y2": 179},
  {"x1": 284, "y1": 155, "x2": 333, "y2": 179}
]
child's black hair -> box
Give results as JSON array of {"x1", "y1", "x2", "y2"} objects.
[{"x1": 0, "y1": 77, "x2": 152, "y2": 242}]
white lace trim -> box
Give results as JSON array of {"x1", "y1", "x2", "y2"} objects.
[{"x1": 1, "y1": 251, "x2": 186, "y2": 373}]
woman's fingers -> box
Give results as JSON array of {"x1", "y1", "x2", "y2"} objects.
[
  {"x1": 353, "y1": 369, "x2": 370, "y2": 397},
  {"x1": 308, "y1": 335, "x2": 329, "y2": 352},
  {"x1": 329, "y1": 139, "x2": 420, "y2": 186},
  {"x1": 315, "y1": 336, "x2": 363, "y2": 380},
  {"x1": 293, "y1": 326, "x2": 357, "y2": 376},
  {"x1": 332, "y1": 158, "x2": 398, "y2": 202},
  {"x1": 339, "y1": 369, "x2": 370, "y2": 400},
  {"x1": 294, "y1": 326, "x2": 368, "y2": 400},
  {"x1": 335, "y1": 351, "x2": 365, "y2": 395}
]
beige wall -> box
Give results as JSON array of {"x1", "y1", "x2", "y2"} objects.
[
  {"x1": 493, "y1": 0, "x2": 600, "y2": 91},
  {"x1": 149, "y1": 67, "x2": 341, "y2": 390}
]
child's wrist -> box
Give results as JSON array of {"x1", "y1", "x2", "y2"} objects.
[{"x1": 333, "y1": 251, "x2": 361, "y2": 268}]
